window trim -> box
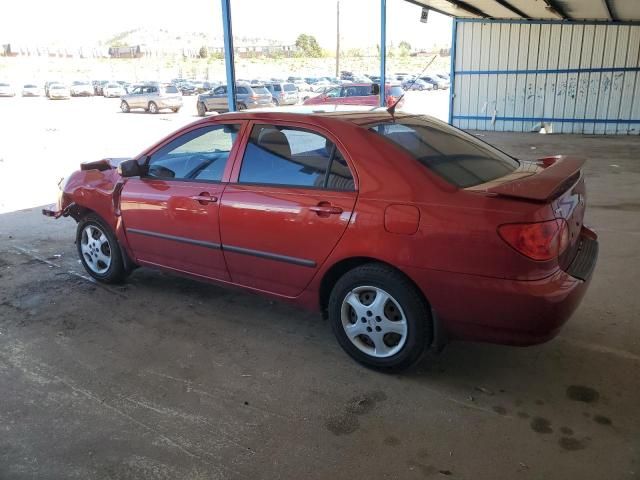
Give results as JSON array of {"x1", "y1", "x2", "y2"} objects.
[{"x1": 235, "y1": 122, "x2": 356, "y2": 192}]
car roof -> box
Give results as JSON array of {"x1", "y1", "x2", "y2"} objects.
[{"x1": 211, "y1": 106, "x2": 425, "y2": 127}]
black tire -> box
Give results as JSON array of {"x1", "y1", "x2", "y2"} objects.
[
  {"x1": 172, "y1": 107, "x2": 180, "y2": 113},
  {"x1": 120, "y1": 101, "x2": 130, "y2": 113},
  {"x1": 237, "y1": 103, "x2": 247, "y2": 111},
  {"x1": 273, "y1": 98, "x2": 279, "y2": 106},
  {"x1": 76, "y1": 214, "x2": 127, "y2": 284},
  {"x1": 148, "y1": 101, "x2": 158, "y2": 114},
  {"x1": 197, "y1": 102, "x2": 206, "y2": 117},
  {"x1": 328, "y1": 263, "x2": 431, "y2": 371}
]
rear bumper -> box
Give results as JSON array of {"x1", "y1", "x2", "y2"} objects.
[{"x1": 406, "y1": 234, "x2": 598, "y2": 346}]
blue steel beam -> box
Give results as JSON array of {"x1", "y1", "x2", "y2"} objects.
[
  {"x1": 221, "y1": 0, "x2": 237, "y2": 112},
  {"x1": 448, "y1": 18, "x2": 457, "y2": 124},
  {"x1": 380, "y1": 0, "x2": 386, "y2": 107}
]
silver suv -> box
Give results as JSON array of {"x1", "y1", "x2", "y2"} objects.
[
  {"x1": 264, "y1": 82, "x2": 299, "y2": 106},
  {"x1": 120, "y1": 83, "x2": 183, "y2": 114},
  {"x1": 196, "y1": 82, "x2": 273, "y2": 116}
]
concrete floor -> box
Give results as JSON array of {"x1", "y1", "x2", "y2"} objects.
[{"x1": 0, "y1": 132, "x2": 639, "y2": 479}]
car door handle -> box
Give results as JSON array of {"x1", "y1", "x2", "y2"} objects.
[
  {"x1": 190, "y1": 193, "x2": 218, "y2": 205},
  {"x1": 309, "y1": 204, "x2": 343, "y2": 215}
]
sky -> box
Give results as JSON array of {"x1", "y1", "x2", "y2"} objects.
[{"x1": 0, "y1": 0, "x2": 452, "y2": 49}]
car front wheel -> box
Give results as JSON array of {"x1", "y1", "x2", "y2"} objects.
[
  {"x1": 76, "y1": 214, "x2": 127, "y2": 284},
  {"x1": 328, "y1": 263, "x2": 431, "y2": 371},
  {"x1": 120, "y1": 101, "x2": 130, "y2": 113},
  {"x1": 148, "y1": 101, "x2": 158, "y2": 114},
  {"x1": 197, "y1": 102, "x2": 206, "y2": 116}
]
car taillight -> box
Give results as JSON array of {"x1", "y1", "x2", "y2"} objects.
[
  {"x1": 498, "y1": 219, "x2": 570, "y2": 261},
  {"x1": 251, "y1": 94, "x2": 258, "y2": 99}
]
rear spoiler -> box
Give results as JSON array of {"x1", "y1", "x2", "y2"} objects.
[{"x1": 484, "y1": 156, "x2": 585, "y2": 202}]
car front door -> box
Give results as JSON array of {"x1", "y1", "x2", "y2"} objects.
[
  {"x1": 120, "y1": 122, "x2": 245, "y2": 280},
  {"x1": 219, "y1": 122, "x2": 357, "y2": 297},
  {"x1": 206, "y1": 85, "x2": 227, "y2": 111}
]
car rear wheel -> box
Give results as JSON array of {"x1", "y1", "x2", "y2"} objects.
[
  {"x1": 172, "y1": 107, "x2": 180, "y2": 113},
  {"x1": 273, "y1": 98, "x2": 279, "y2": 106},
  {"x1": 328, "y1": 263, "x2": 431, "y2": 371},
  {"x1": 76, "y1": 214, "x2": 127, "y2": 284},
  {"x1": 237, "y1": 103, "x2": 247, "y2": 111},
  {"x1": 120, "y1": 101, "x2": 130, "y2": 113},
  {"x1": 148, "y1": 101, "x2": 158, "y2": 114},
  {"x1": 197, "y1": 102, "x2": 206, "y2": 116}
]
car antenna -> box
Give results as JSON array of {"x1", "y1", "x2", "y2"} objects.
[{"x1": 386, "y1": 54, "x2": 438, "y2": 119}]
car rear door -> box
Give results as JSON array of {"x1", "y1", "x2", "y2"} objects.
[
  {"x1": 219, "y1": 121, "x2": 357, "y2": 297},
  {"x1": 120, "y1": 122, "x2": 246, "y2": 280}
]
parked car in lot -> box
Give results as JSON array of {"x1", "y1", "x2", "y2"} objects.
[
  {"x1": 48, "y1": 84, "x2": 70, "y2": 99},
  {"x1": 103, "y1": 83, "x2": 126, "y2": 98},
  {"x1": 196, "y1": 82, "x2": 273, "y2": 116},
  {"x1": 44, "y1": 81, "x2": 63, "y2": 97},
  {"x1": 193, "y1": 81, "x2": 217, "y2": 93},
  {"x1": 303, "y1": 83, "x2": 405, "y2": 109},
  {"x1": 21, "y1": 84, "x2": 42, "y2": 97},
  {"x1": 0, "y1": 82, "x2": 16, "y2": 97},
  {"x1": 43, "y1": 107, "x2": 598, "y2": 370},
  {"x1": 401, "y1": 78, "x2": 433, "y2": 91},
  {"x1": 264, "y1": 82, "x2": 299, "y2": 106},
  {"x1": 70, "y1": 81, "x2": 94, "y2": 97},
  {"x1": 120, "y1": 83, "x2": 183, "y2": 113},
  {"x1": 93, "y1": 80, "x2": 109, "y2": 96},
  {"x1": 178, "y1": 82, "x2": 198, "y2": 96},
  {"x1": 420, "y1": 75, "x2": 448, "y2": 90}
]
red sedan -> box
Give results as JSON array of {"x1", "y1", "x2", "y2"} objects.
[
  {"x1": 303, "y1": 83, "x2": 405, "y2": 109},
  {"x1": 44, "y1": 108, "x2": 598, "y2": 370}
]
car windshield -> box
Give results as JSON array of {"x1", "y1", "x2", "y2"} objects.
[
  {"x1": 164, "y1": 85, "x2": 179, "y2": 93},
  {"x1": 107, "y1": 84, "x2": 119, "y2": 88},
  {"x1": 369, "y1": 116, "x2": 519, "y2": 188},
  {"x1": 284, "y1": 84, "x2": 297, "y2": 91},
  {"x1": 24, "y1": 84, "x2": 37, "y2": 88},
  {"x1": 0, "y1": 83, "x2": 10, "y2": 87}
]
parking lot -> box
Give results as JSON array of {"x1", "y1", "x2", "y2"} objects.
[{"x1": 1, "y1": 92, "x2": 639, "y2": 479}]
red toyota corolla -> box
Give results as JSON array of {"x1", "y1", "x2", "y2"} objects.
[{"x1": 44, "y1": 108, "x2": 598, "y2": 370}]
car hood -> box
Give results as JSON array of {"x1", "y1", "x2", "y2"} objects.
[{"x1": 80, "y1": 157, "x2": 131, "y2": 171}]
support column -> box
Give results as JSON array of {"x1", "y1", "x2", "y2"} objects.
[{"x1": 221, "y1": 0, "x2": 237, "y2": 112}]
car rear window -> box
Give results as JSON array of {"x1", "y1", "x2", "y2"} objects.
[
  {"x1": 370, "y1": 116, "x2": 519, "y2": 188},
  {"x1": 252, "y1": 86, "x2": 269, "y2": 95},
  {"x1": 388, "y1": 86, "x2": 404, "y2": 96},
  {"x1": 284, "y1": 83, "x2": 297, "y2": 91},
  {"x1": 164, "y1": 85, "x2": 179, "y2": 93}
]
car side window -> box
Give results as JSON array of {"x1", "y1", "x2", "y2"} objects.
[
  {"x1": 238, "y1": 124, "x2": 354, "y2": 190},
  {"x1": 237, "y1": 86, "x2": 248, "y2": 95},
  {"x1": 146, "y1": 125, "x2": 240, "y2": 182},
  {"x1": 325, "y1": 88, "x2": 340, "y2": 98},
  {"x1": 214, "y1": 86, "x2": 226, "y2": 95}
]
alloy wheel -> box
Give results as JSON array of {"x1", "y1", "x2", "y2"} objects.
[{"x1": 80, "y1": 224, "x2": 112, "y2": 274}]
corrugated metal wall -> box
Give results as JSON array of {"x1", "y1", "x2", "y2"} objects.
[{"x1": 450, "y1": 20, "x2": 640, "y2": 134}]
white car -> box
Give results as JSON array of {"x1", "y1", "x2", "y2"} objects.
[
  {"x1": 103, "y1": 83, "x2": 126, "y2": 98},
  {"x1": 21, "y1": 84, "x2": 42, "y2": 96},
  {"x1": 48, "y1": 84, "x2": 70, "y2": 99},
  {"x1": 311, "y1": 80, "x2": 333, "y2": 92},
  {"x1": 0, "y1": 82, "x2": 16, "y2": 97},
  {"x1": 294, "y1": 80, "x2": 312, "y2": 92},
  {"x1": 70, "y1": 82, "x2": 94, "y2": 96}
]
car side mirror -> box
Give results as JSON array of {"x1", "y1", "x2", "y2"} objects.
[{"x1": 118, "y1": 159, "x2": 144, "y2": 177}]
